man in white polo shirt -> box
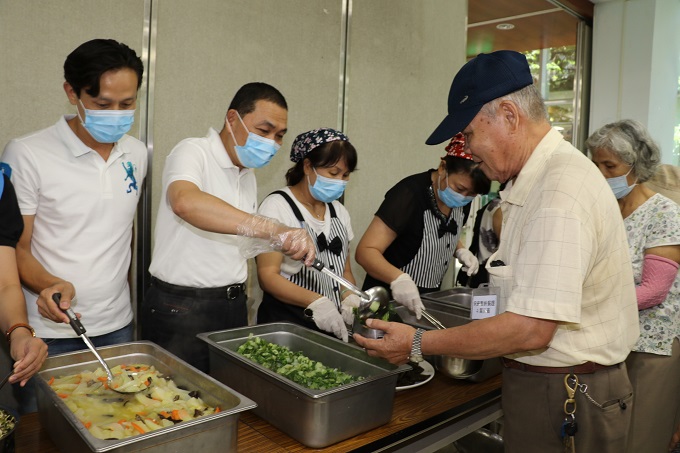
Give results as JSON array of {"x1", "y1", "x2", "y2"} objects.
[
  {"x1": 1, "y1": 38, "x2": 147, "y2": 413},
  {"x1": 142, "y1": 82, "x2": 315, "y2": 373}
]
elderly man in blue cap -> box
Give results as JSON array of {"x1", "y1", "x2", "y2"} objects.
[{"x1": 354, "y1": 50, "x2": 639, "y2": 453}]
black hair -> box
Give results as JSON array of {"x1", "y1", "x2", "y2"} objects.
[
  {"x1": 228, "y1": 82, "x2": 288, "y2": 116},
  {"x1": 285, "y1": 140, "x2": 358, "y2": 186},
  {"x1": 442, "y1": 155, "x2": 491, "y2": 194},
  {"x1": 64, "y1": 39, "x2": 144, "y2": 98}
]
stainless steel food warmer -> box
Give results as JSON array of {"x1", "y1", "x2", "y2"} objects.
[
  {"x1": 197, "y1": 322, "x2": 409, "y2": 448},
  {"x1": 35, "y1": 341, "x2": 256, "y2": 453}
]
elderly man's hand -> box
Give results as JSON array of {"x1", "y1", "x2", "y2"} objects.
[{"x1": 352, "y1": 319, "x2": 416, "y2": 365}]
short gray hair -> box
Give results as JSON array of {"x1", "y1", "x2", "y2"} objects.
[
  {"x1": 585, "y1": 119, "x2": 660, "y2": 182},
  {"x1": 479, "y1": 84, "x2": 548, "y2": 123}
]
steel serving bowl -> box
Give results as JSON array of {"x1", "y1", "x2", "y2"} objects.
[{"x1": 352, "y1": 318, "x2": 385, "y2": 339}]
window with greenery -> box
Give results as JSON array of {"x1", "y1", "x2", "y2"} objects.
[{"x1": 524, "y1": 46, "x2": 577, "y2": 144}]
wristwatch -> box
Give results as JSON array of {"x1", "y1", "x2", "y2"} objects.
[{"x1": 409, "y1": 328, "x2": 425, "y2": 363}]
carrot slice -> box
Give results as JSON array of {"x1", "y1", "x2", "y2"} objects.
[
  {"x1": 48, "y1": 376, "x2": 55, "y2": 386},
  {"x1": 57, "y1": 393, "x2": 69, "y2": 399},
  {"x1": 83, "y1": 421, "x2": 92, "y2": 429},
  {"x1": 97, "y1": 376, "x2": 108, "y2": 382},
  {"x1": 171, "y1": 409, "x2": 180, "y2": 421},
  {"x1": 214, "y1": 407, "x2": 221, "y2": 413},
  {"x1": 131, "y1": 422, "x2": 146, "y2": 435}
]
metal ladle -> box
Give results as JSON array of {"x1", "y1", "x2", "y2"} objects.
[
  {"x1": 52, "y1": 294, "x2": 145, "y2": 394},
  {"x1": 309, "y1": 259, "x2": 390, "y2": 320}
]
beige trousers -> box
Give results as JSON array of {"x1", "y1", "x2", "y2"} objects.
[
  {"x1": 502, "y1": 363, "x2": 633, "y2": 453},
  {"x1": 625, "y1": 338, "x2": 680, "y2": 453}
]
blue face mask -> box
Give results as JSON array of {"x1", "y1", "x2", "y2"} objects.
[
  {"x1": 606, "y1": 167, "x2": 637, "y2": 199},
  {"x1": 78, "y1": 99, "x2": 135, "y2": 143},
  {"x1": 437, "y1": 172, "x2": 474, "y2": 208},
  {"x1": 227, "y1": 112, "x2": 281, "y2": 168},
  {"x1": 308, "y1": 168, "x2": 347, "y2": 203}
]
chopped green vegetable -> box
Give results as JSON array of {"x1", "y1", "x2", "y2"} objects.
[
  {"x1": 236, "y1": 335, "x2": 363, "y2": 390},
  {"x1": 354, "y1": 301, "x2": 401, "y2": 325}
]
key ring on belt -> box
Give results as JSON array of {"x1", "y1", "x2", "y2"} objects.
[{"x1": 564, "y1": 373, "x2": 578, "y2": 415}]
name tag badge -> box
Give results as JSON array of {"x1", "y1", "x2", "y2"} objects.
[{"x1": 471, "y1": 286, "x2": 501, "y2": 320}]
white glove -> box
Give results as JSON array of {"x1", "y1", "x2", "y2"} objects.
[
  {"x1": 455, "y1": 248, "x2": 479, "y2": 276},
  {"x1": 390, "y1": 273, "x2": 424, "y2": 319},
  {"x1": 308, "y1": 297, "x2": 348, "y2": 342},
  {"x1": 340, "y1": 294, "x2": 362, "y2": 325}
]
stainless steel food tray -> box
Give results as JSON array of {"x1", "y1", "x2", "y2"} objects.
[
  {"x1": 396, "y1": 303, "x2": 502, "y2": 383},
  {"x1": 35, "y1": 341, "x2": 256, "y2": 453},
  {"x1": 198, "y1": 322, "x2": 409, "y2": 448},
  {"x1": 421, "y1": 287, "x2": 474, "y2": 309}
]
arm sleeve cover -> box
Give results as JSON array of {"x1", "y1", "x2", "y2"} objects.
[{"x1": 636, "y1": 254, "x2": 679, "y2": 310}]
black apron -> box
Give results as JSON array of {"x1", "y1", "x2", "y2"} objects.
[{"x1": 258, "y1": 191, "x2": 350, "y2": 332}]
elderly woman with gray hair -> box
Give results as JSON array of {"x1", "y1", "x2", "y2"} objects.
[{"x1": 587, "y1": 119, "x2": 680, "y2": 453}]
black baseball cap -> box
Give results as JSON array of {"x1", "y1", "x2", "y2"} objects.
[{"x1": 426, "y1": 50, "x2": 533, "y2": 145}]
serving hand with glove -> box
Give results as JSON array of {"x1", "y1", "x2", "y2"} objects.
[
  {"x1": 454, "y1": 247, "x2": 479, "y2": 276},
  {"x1": 390, "y1": 273, "x2": 424, "y2": 319},
  {"x1": 340, "y1": 293, "x2": 362, "y2": 325},
  {"x1": 307, "y1": 296, "x2": 348, "y2": 342}
]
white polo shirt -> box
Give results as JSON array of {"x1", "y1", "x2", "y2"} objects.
[
  {"x1": 487, "y1": 127, "x2": 639, "y2": 367},
  {"x1": 1, "y1": 115, "x2": 147, "y2": 338},
  {"x1": 149, "y1": 128, "x2": 256, "y2": 287}
]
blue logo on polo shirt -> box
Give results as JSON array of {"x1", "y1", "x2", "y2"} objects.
[
  {"x1": 122, "y1": 161, "x2": 138, "y2": 194},
  {"x1": 0, "y1": 162, "x2": 12, "y2": 178}
]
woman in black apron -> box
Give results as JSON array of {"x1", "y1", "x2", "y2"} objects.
[
  {"x1": 256, "y1": 128, "x2": 358, "y2": 341},
  {"x1": 356, "y1": 133, "x2": 490, "y2": 318}
]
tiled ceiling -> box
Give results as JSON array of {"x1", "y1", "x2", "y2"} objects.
[{"x1": 467, "y1": 0, "x2": 594, "y2": 58}]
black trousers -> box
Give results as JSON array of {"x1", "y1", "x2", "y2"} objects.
[{"x1": 140, "y1": 278, "x2": 248, "y2": 373}]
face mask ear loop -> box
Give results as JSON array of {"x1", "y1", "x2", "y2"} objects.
[
  {"x1": 625, "y1": 165, "x2": 638, "y2": 186},
  {"x1": 226, "y1": 110, "x2": 249, "y2": 147},
  {"x1": 76, "y1": 98, "x2": 87, "y2": 127}
]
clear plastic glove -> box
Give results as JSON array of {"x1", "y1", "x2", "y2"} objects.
[
  {"x1": 390, "y1": 273, "x2": 423, "y2": 319},
  {"x1": 236, "y1": 214, "x2": 316, "y2": 265},
  {"x1": 455, "y1": 248, "x2": 479, "y2": 276},
  {"x1": 340, "y1": 294, "x2": 362, "y2": 325},
  {"x1": 308, "y1": 297, "x2": 348, "y2": 342}
]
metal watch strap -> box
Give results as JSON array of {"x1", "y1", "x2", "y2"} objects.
[{"x1": 410, "y1": 328, "x2": 425, "y2": 363}]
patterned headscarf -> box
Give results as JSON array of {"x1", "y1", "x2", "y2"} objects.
[
  {"x1": 290, "y1": 128, "x2": 349, "y2": 163},
  {"x1": 444, "y1": 133, "x2": 473, "y2": 161}
]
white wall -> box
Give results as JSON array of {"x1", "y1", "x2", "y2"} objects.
[{"x1": 590, "y1": 0, "x2": 680, "y2": 164}]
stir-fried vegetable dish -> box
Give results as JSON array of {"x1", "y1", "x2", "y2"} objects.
[
  {"x1": 0, "y1": 409, "x2": 15, "y2": 440},
  {"x1": 237, "y1": 335, "x2": 363, "y2": 390},
  {"x1": 354, "y1": 301, "x2": 401, "y2": 324},
  {"x1": 48, "y1": 364, "x2": 220, "y2": 440}
]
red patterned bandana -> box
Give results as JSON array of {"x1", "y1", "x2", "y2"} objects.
[{"x1": 444, "y1": 133, "x2": 473, "y2": 160}]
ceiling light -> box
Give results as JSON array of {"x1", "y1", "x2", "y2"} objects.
[{"x1": 496, "y1": 23, "x2": 515, "y2": 30}]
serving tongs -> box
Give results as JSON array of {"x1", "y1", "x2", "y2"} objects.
[
  {"x1": 421, "y1": 309, "x2": 446, "y2": 330},
  {"x1": 52, "y1": 293, "x2": 145, "y2": 394},
  {"x1": 310, "y1": 259, "x2": 389, "y2": 321}
]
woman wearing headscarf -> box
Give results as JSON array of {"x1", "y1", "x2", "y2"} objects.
[
  {"x1": 587, "y1": 119, "x2": 680, "y2": 453},
  {"x1": 256, "y1": 128, "x2": 358, "y2": 342},
  {"x1": 356, "y1": 133, "x2": 491, "y2": 318}
]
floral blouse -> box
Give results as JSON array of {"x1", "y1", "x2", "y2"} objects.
[{"x1": 625, "y1": 193, "x2": 680, "y2": 355}]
